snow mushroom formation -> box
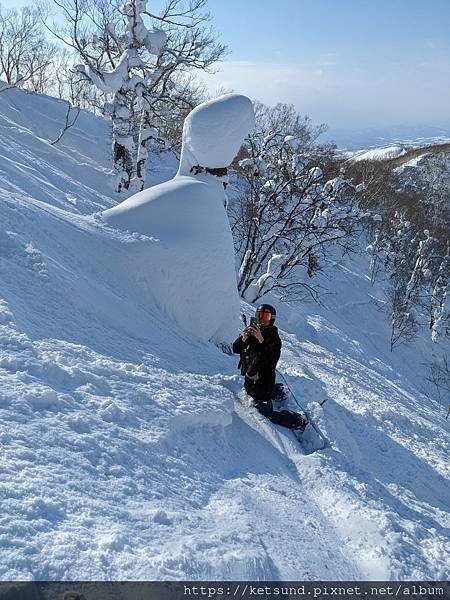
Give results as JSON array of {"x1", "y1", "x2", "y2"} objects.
[
  {"x1": 178, "y1": 93, "x2": 255, "y2": 173},
  {"x1": 103, "y1": 93, "x2": 255, "y2": 344}
]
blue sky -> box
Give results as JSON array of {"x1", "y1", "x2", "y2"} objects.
[
  {"x1": 198, "y1": 0, "x2": 450, "y2": 130},
  {"x1": 3, "y1": 0, "x2": 450, "y2": 131}
]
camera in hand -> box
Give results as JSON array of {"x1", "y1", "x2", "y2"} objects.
[{"x1": 250, "y1": 317, "x2": 257, "y2": 326}]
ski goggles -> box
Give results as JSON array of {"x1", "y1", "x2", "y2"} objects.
[{"x1": 256, "y1": 310, "x2": 272, "y2": 323}]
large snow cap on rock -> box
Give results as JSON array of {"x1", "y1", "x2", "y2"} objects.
[
  {"x1": 178, "y1": 93, "x2": 255, "y2": 174},
  {"x1": 103, "y1": 94, "x2": 255, "y2": 345}
]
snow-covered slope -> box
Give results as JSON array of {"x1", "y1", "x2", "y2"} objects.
[
  {"x1": 0, "y1": 86, "x2": 448, "y2": 581},
  {"x1": 349, "y1": 145, "x2": 407, "y2": 162}
]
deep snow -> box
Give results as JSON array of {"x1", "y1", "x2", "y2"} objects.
[
  {"x1": 0, "y1": 85, "x2": 449, "y2": 580},
  {"x1": 103, "y1": 94, "x2": 255, "y2": 345}
]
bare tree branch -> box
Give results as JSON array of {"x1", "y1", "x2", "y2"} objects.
[{"x1": 50, "y1": 101, "x2": 81, "y2": 144}]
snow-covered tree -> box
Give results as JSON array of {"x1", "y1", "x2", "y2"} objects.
[
  {"x1": 364, "y1": 213, "x2": 386, "y2": 285},
  {"x1": 430, "y1": 248, "x2": 450, "y2": 343},
  {"x1": 426, "y1": 356, "x2": 450, "y2": 419},
  {"x1": 425, "y1": 244, "x2": 450, "y2": 417},
  {"x1": 0, "y1": 5, "x2": 58, "y2": 93},
  {"x1": 351, "y1": 152, "x2": 449, "y2": 352},
  {"x1": 388, "y1": 225, "x2": 435, "y2": 350},
  {"x1": 47, "y1": 0, "x2": 226, "y2": 192},
  {"x1": 401, "y1": 152, "x2": 450, "y2": 241},
  {"x1": 229, "y1": 102, "x2": 362, "y2": 303},
  {"x1": 70, "y1": 1, "x2": 168, "y2": 192}
]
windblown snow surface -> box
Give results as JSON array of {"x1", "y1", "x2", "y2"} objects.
[{"x1": 0, "y1": 86, "x2": 449, "y2": 581}]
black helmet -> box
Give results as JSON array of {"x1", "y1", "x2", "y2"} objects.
[{"x1": 256, "y1": 304, "x2": 276, "y2": 325}]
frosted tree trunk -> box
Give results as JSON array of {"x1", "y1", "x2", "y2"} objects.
[
  {"x1": 112, "y1": 89, "x2": 135, "y2": 193},
  {"x1": 134, "y1": 110, "x2": 155, "y2": 192}
]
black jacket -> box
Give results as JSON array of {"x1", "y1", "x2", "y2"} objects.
[{"x1": 232, "y1": 325, "x2": 282, "y2": 402}]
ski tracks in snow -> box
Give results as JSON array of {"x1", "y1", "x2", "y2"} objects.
[
  {"x1": 278, "y1": 328, "x2": 450, "y2": 580},
  {"x1": 228, "y1": 391, "x2": 361, "y2": 579}
]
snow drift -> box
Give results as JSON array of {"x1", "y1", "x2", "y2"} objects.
[{"x1": 103, "y1": 94, "x2": 255, "y2": 345}]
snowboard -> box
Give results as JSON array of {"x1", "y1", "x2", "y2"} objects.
[
  {"x1": 215, "y1": 374, "x2": 328, "y2": 455},
  {"x1": 271, "y1": 382, "x2": 328, "y2": 454}
]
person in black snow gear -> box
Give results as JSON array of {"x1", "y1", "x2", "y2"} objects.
[{"x1": 233, "y1": 305, "x2": 307, "y2": 431}]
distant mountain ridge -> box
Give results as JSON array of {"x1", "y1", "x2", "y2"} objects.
[{"x1": 343, "y1": 141, "x2": 450, "y2": 165}]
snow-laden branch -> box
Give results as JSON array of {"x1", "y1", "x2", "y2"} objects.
[{"x1": 231, "y1": 101, "x2": 361, "y2": 303}]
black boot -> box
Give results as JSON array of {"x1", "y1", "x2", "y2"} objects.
[
  {"x1": 256, "y1": 400, "x2": 274, "y2": 417},
  {"x1": 269, "y1": 409, "x2": 308, "y2": 431}
]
